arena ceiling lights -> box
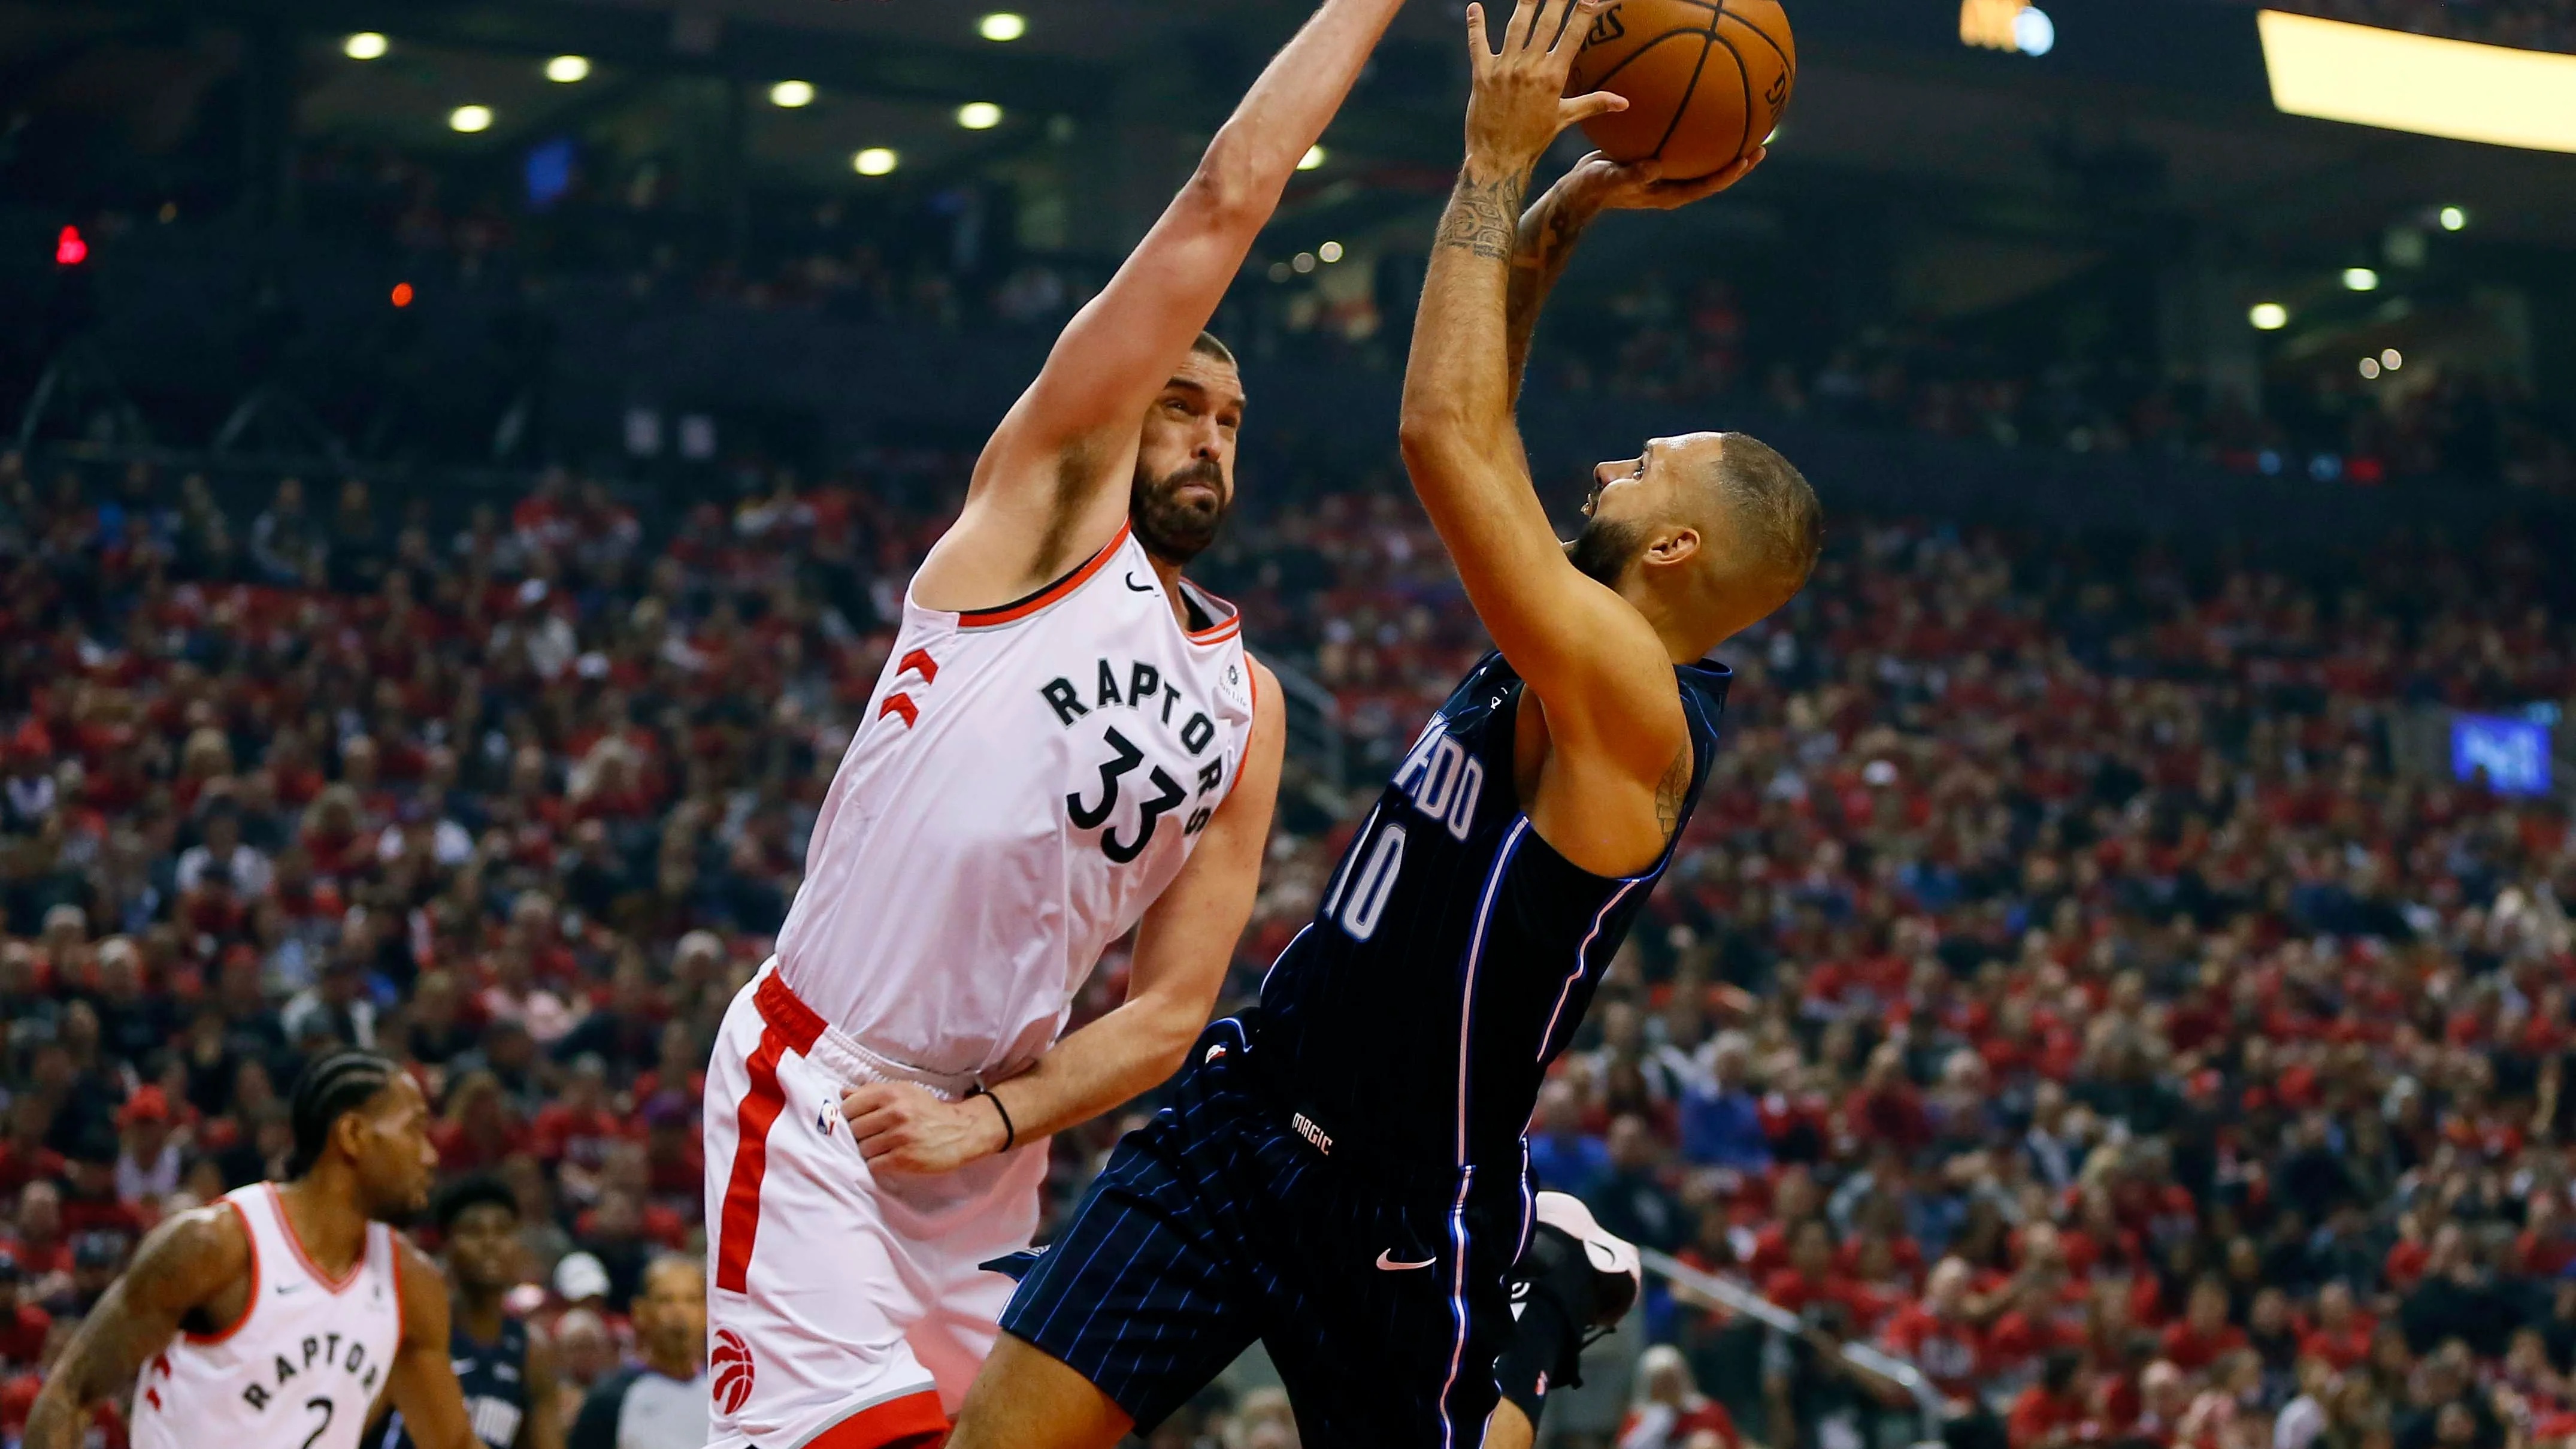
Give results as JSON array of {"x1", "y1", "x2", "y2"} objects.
[{"x1": 2258, "y1": 10, "x2": 2576, "y2": 154}]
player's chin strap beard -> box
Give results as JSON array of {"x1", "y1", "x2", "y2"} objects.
[
  {"x1": 1567, "y1": 515, "x2": 1647, "y2": 588},
  {"x1": 1130, "y1": 459, "x2": 1230, "y2": 565}
]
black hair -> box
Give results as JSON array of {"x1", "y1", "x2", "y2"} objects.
[
  {"x1": 286, "y1": 1051, "x2": 396, "y2": 1179},
  {"x1": 432, "y1": 1173, "x2": 519, "y2": 1232},
  {"x1": 1190, "y1": 331, "x2": 1237, "y2": 368}
]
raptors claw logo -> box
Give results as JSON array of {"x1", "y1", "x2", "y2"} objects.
[{"x1": 712, "y1": 1328, "x2": 757, "y2": 1415}]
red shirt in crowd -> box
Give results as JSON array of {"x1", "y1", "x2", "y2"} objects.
[
  {"x1": 1622, "y1": 1400, "x2": 1740, "y2": 1449},
  {"x1": 2156, "y1": 1318, "x2": 2248, "y2": 1373},
  {"x1": 2007, "y1": 1386, "x2": 2093, "y2": 1449},
  {"x1": 2299, "y1": 1320, "x2": 2376, "y2": 1372},
  {"x1": 1762, "y1": 1269, "x2": 1890, "y2": 1332},
  {"x1": 531, "y1": 1105, "x2": 631, "y2": 1171},
  {"x1": 0, "y1": 1303, "x2": 49, "y2": 1368},
  {"x1": 1881, "y1": 1303, "x2": 1987, "y2": 1399}
]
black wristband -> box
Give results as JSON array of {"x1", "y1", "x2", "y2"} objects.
[{"x1": 979, "y1": 1087, "x2": 1016, "y2": 1152}]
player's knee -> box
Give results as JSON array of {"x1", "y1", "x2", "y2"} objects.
[{"x1": 947, "y1": 1336, "x2": 1131, "y2": 1449}]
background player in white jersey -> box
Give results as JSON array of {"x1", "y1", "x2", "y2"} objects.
[
  {"x1": 26, "y1": 1052, "x2": 474, "y2": 1449},
  {"x1": 696, "y1": 1, "x2": 1414, "y2": 1444}
]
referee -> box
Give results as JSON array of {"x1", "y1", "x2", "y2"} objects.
[{"x1": 568, "y1": 1256, "x2": 707, "y2": 1449}]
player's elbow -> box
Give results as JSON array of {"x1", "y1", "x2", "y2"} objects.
[
  {"x1": 1397, "y1": 406, "x2": 1472, "y2": 474},
  {"x1": 1182, "y1": 131, "x2": 1273, "y2": 231}
]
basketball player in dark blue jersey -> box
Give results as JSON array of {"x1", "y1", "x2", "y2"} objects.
[
  {"x1": 947, "y1": 1, "x2": 1816, "y2": 1445},
  {"x1": 382, "y1": 1177, "x2": 561, "y2": 1449}
]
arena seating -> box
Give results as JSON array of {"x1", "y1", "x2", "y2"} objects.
[{"x1": 5, "y1": 437, "x2": 2576, "y2": 1448}]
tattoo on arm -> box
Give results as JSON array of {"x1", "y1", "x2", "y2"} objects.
[
  {"x1": 1437, "y1": 170, "x2": 1530, "y2": 261},
  {"x1": 25, "y1": 1208, "x2": 240, "y2": 1449},
  {"x1": 1505, "y1": 199, "x2": 1596, "y2": 395},
  {"x1": 1655, "y1": 742, "x2": 1693, "y2": 843}
]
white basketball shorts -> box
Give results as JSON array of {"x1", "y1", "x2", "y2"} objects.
[{"x1": 701, "y1": 964, "x2": 1046, "y2": 1448}]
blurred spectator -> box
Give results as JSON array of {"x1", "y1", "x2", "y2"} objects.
[
  {"x1": 1621, "y1": 1344, "x2": 1742, "y2": 1449},
  {"x1": 568, "y1": 1255, "x2": 706, "y2": 1449}
]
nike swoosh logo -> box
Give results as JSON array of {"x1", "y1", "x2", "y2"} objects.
[
  {"x1": 1376, "y1": 1251, "x2": 1437, "y2": 1272},
  {"x1": 1125, "y1": 573, "x2": 1154, "y2": 593},
  {"x1": 275, "y1": 1284, "x2": 303, "y2": 1296}
]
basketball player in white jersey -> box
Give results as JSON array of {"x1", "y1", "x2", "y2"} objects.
[
  {"x1": 697, "y1": 2, "x2": 1411, "y2": 1444},
  {"x1": 26, "y1": 1052, "x2": 474, "y2": 1449}
]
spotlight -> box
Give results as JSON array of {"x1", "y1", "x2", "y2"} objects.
[
  {"x1": 344, "y1": 32, "x2": 388, "y2": 60},
  {"x1": 391, "y1": 282, "x2": 414, "y2": 308},
  {"x1": 2342, "y1": 267, "x2": 2380, "y2": 291},
  {"x1": 54, "y1": 225, "x2": 87, "y2": 267},
  {"x1": 546, "y1": 56, "x2": 591, "y2": 84},
  {"x1": 1298, "y1": 145, "x2": 1328, "y2": 171},
  {"x1": 450, "y1": 105, "x2": 494, "y2": 134},
  {"x1": 1319, "y1": 241, "x2": 1345, "y2": 264},
  {"x1": 2359, "y1": 356, "x2": 2381, "y2": 379},
  {"x1": 1292, "y1": 252, "x2": 1317, "y2": 274},
  {"x1": 2438, "y1": 205, "x2": 2468, "y2": 231},
  {"x1": 2381, "y1": 348, "x2": 2404, "y2": 370},
  {"x1": 770, "y1": 80, "x2": 816, "y2": 108},
  {"x1": 2249, "y1": 302, "x2": 2289, "y2": 331},
  {"x1": 853, "y1": 148, "x2": 899, "y2": 177},
  {"x1": 2014, "y1": 5, "x2": 2056, "y2": 56},
  {"x1": 978, "y1": 13, "x2": 1028, "y2": 42},
  {"x1": 958, "y1": 102, "x2": 1003, "y2": 130}
]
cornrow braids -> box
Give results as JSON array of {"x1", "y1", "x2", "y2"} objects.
[{"x1": 286, "y1": 1052, "x2": 396, "y2": 1181}]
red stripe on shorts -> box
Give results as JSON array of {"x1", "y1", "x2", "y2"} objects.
[
  {"x1": 715, "y1": 1023, "x2": 792, "y2": 1294},
  {"x1": 808, "y1": 1389, "x2": 949, "y2": 1449}
]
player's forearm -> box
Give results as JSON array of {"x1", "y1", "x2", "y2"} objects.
[
  {"x1": 1401, "y1": 162, "x2": 1528, "y2": 468},
  {"x1": 23, "y1": 1388, "x2": 88, "y2": 1449},
  {"x1": 1191, "y1": 0, "x2": 1405, "y2": 223},
  {"x1": 989, "y1": 992, "x2": 1209, "y2": 1144},
  {"x1": 1504, "y1": 180, "x2": 1603, "y2": 398},
  {"x1": 23, "y1": 1332, "x2": 126, "y2": 1449}
]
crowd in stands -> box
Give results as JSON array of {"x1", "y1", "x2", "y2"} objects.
[
  {"x1": 5, "y1": 428, "x2": 2576, "y2": 1449},
  {"x1": 270, "y1": 134, "x2": 2576, "y2": 503}
]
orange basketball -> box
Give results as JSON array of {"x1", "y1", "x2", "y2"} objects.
[{"x1": 1564, "y1": 0, "x2": 1796, "y2": 181}]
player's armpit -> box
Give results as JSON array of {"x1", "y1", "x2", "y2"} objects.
[
  {"x1": 929, "y1": 0, "x2": 1406, "y2": 603},
  {"x1": 1122, "y1": 654, "x2": 1285, "y2": 1048},
  {"x1": 22, "y1": 1202, "x2": 249, "y2": 1449},
  {"x1": 386, "y1": 1240, "x2": 478, "y2": 1449}
]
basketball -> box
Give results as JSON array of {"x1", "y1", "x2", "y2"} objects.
[{"x1": 1564, "y1": 0, "x2": 1796, "y2": 181}]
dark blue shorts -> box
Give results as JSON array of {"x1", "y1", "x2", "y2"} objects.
[{"x1": 994, "y1": 1018, "x2": 1529, "y2": 1447}]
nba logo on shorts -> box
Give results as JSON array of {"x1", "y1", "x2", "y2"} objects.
[{"x1": 712, "y1": 1327, "x2": 756, "y2": 1414}]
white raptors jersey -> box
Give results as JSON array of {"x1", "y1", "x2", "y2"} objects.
[
  {"x1": 130, "y1": 1182, "x2": 403, "y2": 1449},
  {"x1": 775, "y1": 523, "x2": 1257, "y2": 1080}
]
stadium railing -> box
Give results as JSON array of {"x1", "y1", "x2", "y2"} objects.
[{"x1": 1639, "y1": 1248, "x2": 1948, "y2": 1449}]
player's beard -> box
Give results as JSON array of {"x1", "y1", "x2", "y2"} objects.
[
  {"x1": 1567, "y1": 512, "x2": 1649, "y2": 588},
  {"x1": 1131, "y1": 457, "x2": 1231, "y2": 564}
]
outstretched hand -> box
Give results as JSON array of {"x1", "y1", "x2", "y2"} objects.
[
  {"x1": 1558, "y1": 146, "x2": 1767, "y2": 214},
  {"x1": 1464, "y1": 0, "x2": 1626, "y2": 176}
]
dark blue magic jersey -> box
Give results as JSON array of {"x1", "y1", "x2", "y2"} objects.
[
  {"x1": 1255, "y1": 650, "x2": 1730, "y2": 1173},
  {"x1": 383, "y1": 1317, "x2": 530, "y2": 1449}
]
